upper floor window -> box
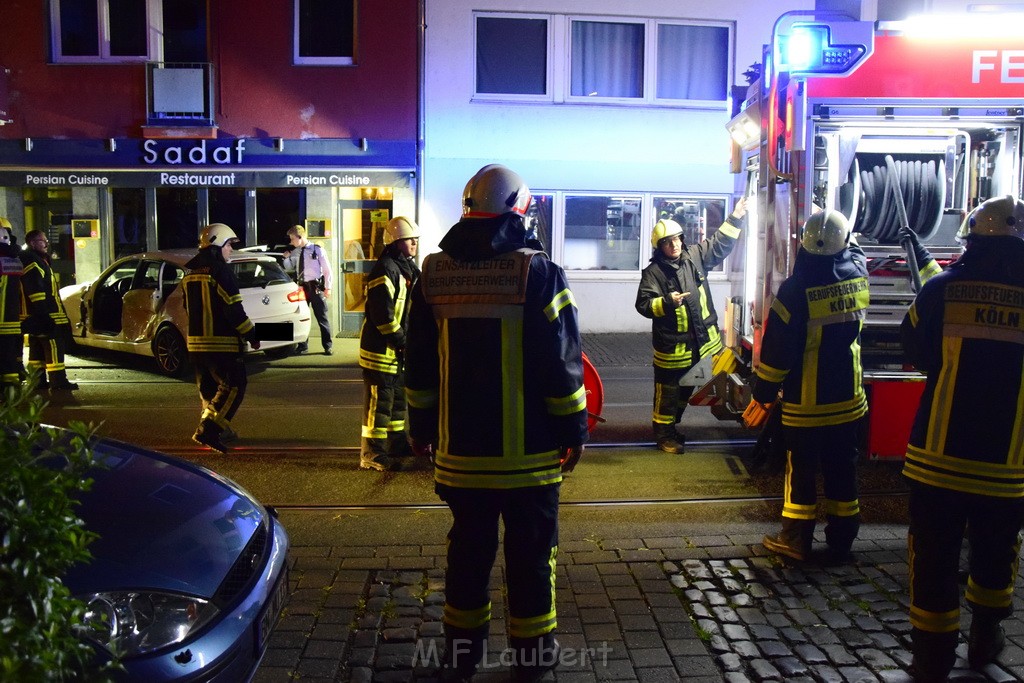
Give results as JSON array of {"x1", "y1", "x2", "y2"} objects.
[
  {"x1": 50, "y1": 0, "x2": 158, "y2": 63},
  {"x1": 474, "y1": 12, "x2": 731, "y2": 108},
  {"x1": 294, "y1": 0, "x2": 357, "y2": 66}
]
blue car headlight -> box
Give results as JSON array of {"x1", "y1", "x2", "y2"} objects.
[{"x1": 77, "y1": 591, "x2": 219, "y2": 657}]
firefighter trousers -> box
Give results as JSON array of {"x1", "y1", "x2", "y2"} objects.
[
  {"x1": 780, "y1": 420, "x2": 862, "y2": 552},
  {"x1": 0, "y1": 333, "x2": 22, "y2": 388},
  {"x1": 26, "y1": 326, "x2": 71, "y2": 386},
  {"x1": 437, "y1": 484, "x2": 560, "y2": 644},
  {"x1": 651, "y1": 372, "x2": 696, "y2": 428},
  {"x1": 192, "y1": 352, "x2": 247, "y2": 428},
  {"x1": 908, "y1": 482, "x2": 1024, "y2": 655},
  {"x1": 361, "y1": 368, "x2": 409, "y2": 457}
]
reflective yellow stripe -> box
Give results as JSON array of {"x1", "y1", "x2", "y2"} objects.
[
  {"x1": 770, "y1": 297, "x2": 790, "y2": 324},
  {"x1": 909, "y1": 604, "x2": 959, "y2": 633},
  {"x1": 781, "y1": 450, "x2": 817, "y2": 520},
  {"x1": 966, "y1": 577, "x2": 1014, "y2": 609},
  {"x1": 444, "y1": 603, "x2": 491, "y2": 630},
  {"x1": 545, "y1": 385, "x2": 586, "y2": 416},
  {"x1": 802, "y1": 325, "x2": 821, "y2": 407},
  {"x1": 509, "y1": 610, "x2": 557, "y2": 638},
  {"x1": 438, "y1": 319, "x2": 451, "y2": 455},
  {"x1": 757, "y1": 362, "x2": 787, "y2": 384},
  {"x1": 652, "y1": 297, "x2": 665, "y2": 317},
  {"x1": 1013, "y1": 361, "x2": 1024, "y2": 467},
  {"x1": 544, "y1": 288, "x2": 575, "y2": 322},
  {"x1": 501, "y1": 317, "x2": 525, "y2": 458},
  {"x1": 825, "y1": 499, "x2": 860, "y2": 517}
]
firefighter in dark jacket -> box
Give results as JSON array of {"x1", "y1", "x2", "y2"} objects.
[
  {"x1": 359, "y1": 215, "x2": 421, "y2": 471},
  {"x1": 743, "y1": 210, "x2": 868, "y2": 563},
  {"x1": 635, "y1": 198, "x2": 747, "y2": 453},
  {"x1": 900, "y1": 195, "x2": 1024, "y2": 681},
  {"x1": 405, "y1": 164, "x2": 588, "y2": 683},
  {"x1": 20, "y1": 229, "x2": 78, "y2": 393},
  {"x1": 0, "y1": 220, "x2": 23, "y2": 391},
  {"x1": 182, "y1": 223, "x2": 259, "y2": 454}
]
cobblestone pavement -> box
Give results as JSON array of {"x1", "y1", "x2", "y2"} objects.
[{"x1": 253, "y1": 523, "x2": 1024, "y2": 683}]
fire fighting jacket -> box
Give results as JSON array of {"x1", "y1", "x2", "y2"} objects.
[
  {"x1": 405, "y1": 213, "x2": 589, "y2": 490},
  {"x1": 0, "y1": 243, "x2": 22, "y2": 337},
  {"x1": 634, "y1": 215, "x2": 743, "y2": 372},
  {"x1": 182, "y1": 248, "x2": 255, "y2": 353},
  {"x1": 358, "y1": 247, "x2": 419, "y2": 374},
  {"x1": 752, "y1": 241, "x2": 869, "y2": 428},
  {"x1": 19, "y1": 248, "x2": 70, "y2": 331},
  {"x1": 901, "y1": 236, "x2": 1024, "y2": 497}
]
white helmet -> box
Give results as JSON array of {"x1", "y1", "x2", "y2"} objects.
[
  {"x1": 462, "y1": 164, "x2": 532, "y2": 218},
  {"x1": 199, "y1": 223, "x2": 240, "y2": 249},
  {"x1": 651, "y1": 219, "x2": 684, "y2": 248},
  {"x1": 801, "y1": 210, "x2": 851, "y2": 255},
  {"x1": 956, "y1": 195, "x2": 1024, "y2": 241},
  {"x1": 0, "y1": 217, "x2": 11, "y2": 246},
  {"x1": 384, "y1": 216, "x2": 420, "y2": 245}
]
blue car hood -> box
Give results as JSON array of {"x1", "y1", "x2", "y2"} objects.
[{"x1": 62, "y1": 440, "x2": 265, "y2": 599}]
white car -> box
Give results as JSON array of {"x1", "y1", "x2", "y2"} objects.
[{"x1": 61, "y1": 250, "x2": 311, "y2": 375}]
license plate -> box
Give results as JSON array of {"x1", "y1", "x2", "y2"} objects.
[
  {"x1": 256, "y1": 566, "x2": 289, "y2": 652},
  {"x1": 255, "y1": 322, "x2": 293, "y2": 341}
]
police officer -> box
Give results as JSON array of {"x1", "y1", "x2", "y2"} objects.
[
  {"x1": 635, "y1": 198, "x2": 747, "y2": 453},
  {"x1": 20, "y1": 229, "x2": 78, "y2": 393},
  {"x1": 901, "y1": 195, "x2": 1024, "y2": 680},
  {"x1": 743, "y1": 210, "x2": 868, "y2": 563},
  {"x1": 359, "y1": 216, "x2": 420, "y2": 471},
  {"x1": 182, "y1": 223, "x2": 259, "y2": 454},
  {"x1": 405, "y1": 165, "x2": 588, "y2": 682},
  {"x1": 0, "y1": 219, "x2": 23, "y2": 392},
  {"x1": 283, "y1": 225, "x2": 333, "y2": 355}
]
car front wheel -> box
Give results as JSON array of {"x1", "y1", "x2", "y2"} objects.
[{"x1": 153, "y1": 327, "x2": 187, "y2": 376}]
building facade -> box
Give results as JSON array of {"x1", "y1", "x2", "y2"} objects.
[{"x1": 0, "y1": 0, "x2": 420, "y2": 335}]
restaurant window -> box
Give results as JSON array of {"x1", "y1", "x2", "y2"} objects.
[
  {"x1": 653, "y1": 196, "x2": 728, "y2": 272},
  {"x1": 156, "y1": 187, "x2": 198, "y2": 250},
  {"x1": 256, "y1": 189, "x2": 302, "y2": 246},
  {"x1": 294, "y1": 0, "x2": 356, "y2": 66},
  {"x1": 208, "y1": 188, "x2": 247, "y2": 244},
  {"x1": 50, "y1": 0, "x2": 158, "y2": 63},
  {"x1": 475, "y1": 14, "x2": 549, "y2": 98},
  {"x1": 112, "y1": 188, "x2": 146, "y2": 259},
  {"x1": 563, "y1": 195, "x2": 641, "y2": 271}
]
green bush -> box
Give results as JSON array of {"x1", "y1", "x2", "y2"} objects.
[{"x1": 0, "y1": 380, "x2": 115, "y2": 681}]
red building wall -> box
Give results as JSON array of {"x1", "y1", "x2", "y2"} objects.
[{"x1": 0, "y1": 0, "x2": 419, "y2": 141}]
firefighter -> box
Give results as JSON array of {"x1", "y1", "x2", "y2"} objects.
[
  {"x1": 405, "y1": 164, "x2": 588, "y2": 682},
  {"x1": 901, "y1": 195, "x2": 1024, "y2": 681},
  {"x1": 182, "y1": 223, "x2": 259, "y2": 454},
  {"x1": 20, "y1": 229, "x2": 78, "y2": 393},
  {"x1": 635, "y1": 198, "x2": 748, "y2": 453},
  {"x1": 358, "y1": 215, "x2": 420, "y2": 471},
  {"x1": 742, "y1": 209, "x2": 868, "y2": 563},
  {"x1": 0, "y1": 219, "x2": 23, "y2": 393}
]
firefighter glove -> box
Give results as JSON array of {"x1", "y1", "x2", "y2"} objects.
[
  {"x1": 899, "y1": 226, "x2": 930, "y2": 265},
  {"x1": 742, "y1": 399, "x2": 774, "y2": 430},
  {"x1": 560, "y1": 445, "x2": 584, "y2": 473}
]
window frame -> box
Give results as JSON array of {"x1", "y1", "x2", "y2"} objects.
[
  {"x1": 472, "y1": 11, "x2": 554, "y2": 103},
  {"x1": 49, "y1": 0, "x2": 163, "y2": 64},
  {"x1": 293, "y1": 0, "x2": 357, "y2": 66}
]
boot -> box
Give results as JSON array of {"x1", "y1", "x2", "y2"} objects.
[
  {"x1": 360, "y1": 438, "x2": 402, "y2": 471},
  {"x1": 968, "y1": 612, "x2": 1006, "y2": 668},
  {"x1": 436, "y1": 626, "x2": 486, "y2": 682},
  {"x1": 762, "y1": 518, "x2": 814, "y2": 561},
  {"x1": 653, "y1": 422, "x2": 684, "y2": 454},
  {"x1": 192, "y1": 420, "x2": 229, "y2": 454},
  {"x1": 910, "y1": 628, "x2": 957, "y2": 681},
  {"x1": 511, "y1": 634, "x2": 560, "y2": 683}
]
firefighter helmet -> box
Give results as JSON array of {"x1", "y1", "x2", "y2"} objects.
[
  {"x1": 957, "y1": 195, "x2": 1024, "y2": 241},
  {"x1": 462, "y1": 164, "x2": 532, "y2": 218},
  {"x1": 651, "y1": 219, "x2": 684, "y2": 248},
  {"x1": 384, "y1": 216, "x2": 420, "y2": 245},
  {"x1": 800, "y1": 210, "x2": 851, "y2": 255},
  {"x1": 0, "y1": 217, "x2": 11, "y2": 230},
  {"x1": 199, "y1": 223, "x2": 241, "y2": 249}
]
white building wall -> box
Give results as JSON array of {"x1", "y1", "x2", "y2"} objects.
[{"x1": 421, "y1": 0, "x2": 814, "y2": 332}]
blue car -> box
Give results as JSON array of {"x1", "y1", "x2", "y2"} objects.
[{"x1": 62, "y1": 435, "x2": 290, "y2": 681}]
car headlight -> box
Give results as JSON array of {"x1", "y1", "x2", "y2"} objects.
[{"x1": 77, "y1": 591, "x2": 219, "y2": 657}]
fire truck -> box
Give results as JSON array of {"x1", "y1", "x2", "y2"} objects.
[{"x1": 707, "y1": 10, "x2": 1023, "y2": 459}]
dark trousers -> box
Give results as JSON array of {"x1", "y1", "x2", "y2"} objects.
[
  {"x1": 780, "y1": 420, "x2": 862, "y2": 551},
  {"x1": 652, "y1": 365, "x2": 696, "y2": 428},
  {"x1": 0, "y1": 333, "x2": 21, "y2": 387},
  {"x1": 438, "y1": 484, "x2": 560, "y2": 640},
  {"x1": 361, "y1": 368, "x2": 408, "y2": 456},
  {"x1": 908, "y1": 482, "x2": 1024, "y2": 638},
  {"x1": 26, "y1": 325, "x2": 70, "y2": 385},
  {"x1": 301, "y1": 284, "x2": 332, "y2": 350},
  {"x1": 192, "y1": 352, "x2": 247, "y2": 428}
]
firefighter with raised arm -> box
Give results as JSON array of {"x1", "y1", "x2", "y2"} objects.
[
  {"x1": 358, "y1": 215, "x2": 420, "y2": 472},
  {"x1": 404, "y1": 164, "x2": 588, "y2": 682},
  {"x1": 182, "y1": 223, "x2": 259, "y2": 454},
  {"x1": 901, "y1": 195, "x2": 1024, "y2": 681},
  {"x1": 635, "y1": 198, "x2": 747, "y2": 454},
  {"x1": 743, "y1": 209, "x2": 869, "y2": 564}
]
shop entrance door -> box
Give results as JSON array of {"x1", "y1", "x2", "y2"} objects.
[{"x1": 337, "y1": 199, "x2": 392, "y2": 336}]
